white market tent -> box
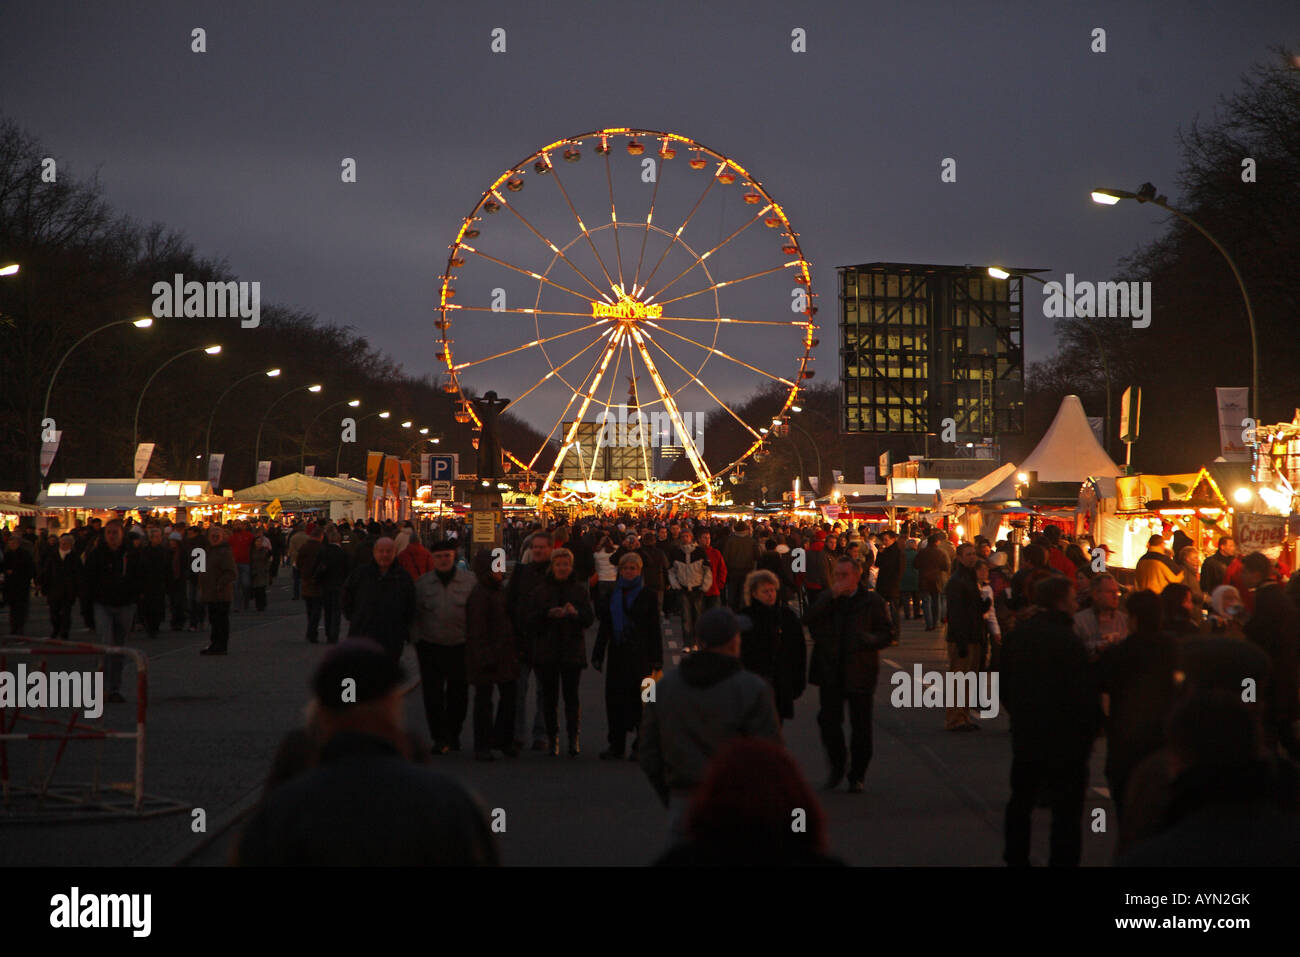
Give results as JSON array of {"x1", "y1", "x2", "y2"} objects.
[
  {"x1": 939, "y1": 462, "x2": 1018, "y2": 511},
  {"x1": 978, "y1": 396, "x2": 1122, "y2": 502},
  {"x1": 234, "y1": 472, "x2": 367, "y2": 520}
]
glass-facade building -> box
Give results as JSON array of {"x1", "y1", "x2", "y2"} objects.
[{"x1": 839, "y1": 263, "x2": 1025, "y2": 438}]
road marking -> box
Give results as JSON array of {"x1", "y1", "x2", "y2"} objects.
[{"x1": 882, "y1": 658, "x2": 901, "y2": 669}]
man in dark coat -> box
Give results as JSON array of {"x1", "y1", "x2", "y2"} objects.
[
  {"x1": 1001, "y1": 575, "x2": 1098, "y2": 867},
  {"x1": 525, "y1": 547, "x2": 595, "y2": 756},
  {"x1": 873, "y1": 530, "x2": 904, "y2": 642},
  {"x1": 236, "y1": 640, "x2": 498, "y2": 866},
  {"x1": 315, "y1": 526, "x2": 351, "y2": 644},
  {"x1": 466, "y1": 548, "x2": 519, "y2": 760},
  {"x1": 505, "y1": 531, "x2": 553, "y2": 752},
  {"x1": 82, "y1": 520, "x2": 144, "y2": 699},
  {"x1": 943, "y1": 543, "x2": 985, "y2": 731},
  {"x1": 804, "y1": 555, "x2": 893, "y2": 793},
  {"x1": 341, "y1": 537, "x2": 416, "y2": 662},
  {"x1": 1198, "y1": 535, "x2": 1237, "y2": 597},
  {"x1": 38, "y1": 533, "x2": 81, "y2": 639},
  {"x1": 3, "y1": 534, "x2": 37, "y2": 635},
  {"x1": 137, "y1": 526, "x2": 171, "y2": 639}
]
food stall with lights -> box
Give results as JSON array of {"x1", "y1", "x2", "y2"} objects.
[
  {"x1": 234, "y1": 473, "x2": 368, "y2": 522},
  {"x1": 36, "y1": 479, "x2": 230, "y2": 526},
  {"x1": 1087, "y1": 468, "x2": 1234, "y2": 569}
]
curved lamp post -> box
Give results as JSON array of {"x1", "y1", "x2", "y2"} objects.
[
  {"x1": 300, "y1": 398, "x2": 361, "y2": 471},
  {"x1": 204, "y1": 367, "x2": 281, "y2": 462},
  {"x1": 132, "y1": 344, "x2": 222, "y2": 462},
  {"x1": 335, "y1": 409, "x2": 391, "y2": 476},
  {"x1": 1092, "y1": 184, "x2": 1258, "y2": 420},
  {"x1": 253, "y1": 383, "x2": 322, "y2": 481}
]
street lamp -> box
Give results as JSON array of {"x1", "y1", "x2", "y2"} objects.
[
  {"x1": 1092, "y1": 183, "x2": 1259, "y2": 420},
  {"x1": 253, "y1": 383, "x2": 323, "y2": 481},
  {"x1": 204, "y1": 367, "x2": 281, "y2": 464},
  {"x1": 988, "y1": 264, "x2": 1115, "y2": 455},
  {"x1": 43, "y1": 316, "x2": 154, "y2": 434},
  {"x1": 300, "y1": 398, "x2": 361, "y2": 471},
  {"x1": 0, "y1": 263, "x2": 19, "y2": 276},
  {"x1": 132, "y1": 344, "x2": 222, "y2": 463},
  {"x1": 334, "y1": 409, "x2": 391, "y2": 476}
]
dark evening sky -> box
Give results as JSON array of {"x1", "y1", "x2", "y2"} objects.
[{"x1": 2, "y1": 0, "x2": 1294, "y2": 433}]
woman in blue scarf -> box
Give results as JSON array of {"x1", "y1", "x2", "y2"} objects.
[{"x1": 592, "y1": 551, "x2": 663, "y2": 760}]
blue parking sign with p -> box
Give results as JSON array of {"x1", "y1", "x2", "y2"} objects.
[{"x1": 429, "y1": 454, "x2": 457, "y2": 482}]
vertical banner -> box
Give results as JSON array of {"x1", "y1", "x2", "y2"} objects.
[
  {"x1": 1216, "y1": 387, "x2": 1252, "y2": 462},
  {"x1": 40, "y1": 430, "x2": 62, "y2": 477},
  {"x1": 365, "y1": 451, "x2": 383, "y2": 516},
  {"x1": 863, "y1": 466, "x2": 877, "y2": 484},
  {"x1": 808, "y1": 475, "x2": 819, "y2": 494},
  {"x1": 208, "y1": 453, "x2": 225, "y2": 488},
  {"x1": 384, "y1": 457, "x2": 401, "y2": 519},
  {"x1": 400, "y1": 460, "x2": 413, "y2": 521},
  {"x1": 256, "y1": 460, "x2": 272, "y2": 484},
  {"x1": 420, "y1": 453, "x2": 433, "y2": 483},
  {"x1": 832, "y1": 469, "x2": 844, "y2": 485},
  {"x1": 304, "y1": 465, "x2": 316, "y2": 477},
  {"x1": 1119, "y1": 386, "x2": 1141, "y2": 443},
  {"x1": 133, "y1": 443, "x2": 155, "y2": 481}
]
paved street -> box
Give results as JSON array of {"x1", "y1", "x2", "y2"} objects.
[{"x1": 2, "y1": 573, "x2": 1117, "y2": 866}]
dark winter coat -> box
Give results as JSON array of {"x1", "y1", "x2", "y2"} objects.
[
  {"x1": 804, "y1": 586, "x2": 892, "y2": 693},
  {"x1": 39, "y1": 549, "x2": 81, "y2": 603},
  {"x1": 342, "y1": 560, "x2": 416, "y2": 658},
  {"x1": 742, "y1": 599, "x2": 807, "y2": 719},
  {"x1": 138, "y1": 544, "x2": 170, "y2": 596},
  {"x1": 198, "y1": 541, "x2": 237, "y2": 603},
  {"x1": 2, "y1": 546, "x2": 37, "y2": 600},
  {"x1": 313, "y1": 542, "x2": 350, "y2": 593},
  {"x1": 1095, "y1": 628, "x2": 1182, "y2": 792},
  {"x1": 593, "y1": 586, "x2": 662, "y2": 681},
  {"x1": 526, "y1": 572, "x2": 596, "y2": 667},
  {"x1": 914, "y1": 543, "x2": 950, "y2": 593},
  {"x1": 465, "y1": 566, "x2": 519, "y2": 686},
  {"x1": 81, "y1": 542, "x2": 143, "y2": 607},
  {"x1": 873, "y1": 542, "x2": 903, "y2": 598},
  {"x1": 943, "y1": 562, "x2": 986, "y2": 654},
  {"x1": 1001, "y1": 608, "x2": 1098, "y2": 762}
]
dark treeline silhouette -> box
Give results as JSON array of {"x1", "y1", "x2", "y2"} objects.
[{"x1": 0, "y1": 118, "x2": 548, "y2": 499}]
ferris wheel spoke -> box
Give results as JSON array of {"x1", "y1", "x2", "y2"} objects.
[
  {"x1": 624, "y1": 334, "x2": 654, "y2": 480},
  {"x1": 525, "y1": 329, "x2": 620, "y2": 473},
  {"x1": 461, "y1": 244, "x2": 600, "y2": 304},
  {"x1": 492, "y1": 191, "x2": 616, "y2": 301},
  {"x1": 500, "y1": 328, "x2": 613, "y2": 416},
  {"x1": 654, "y1": 314, "x2": 812, "y2": 327},
  {"x1": 644, "y1": 205, "x2": 771, "y2": 303},
  {"x1": 639, "y1": 327, "x2": 763, "y2": 443},
  {"x1": 452, "y1": 319, "x2": 612, "y2": 371},
  {"x1": 637, "y1": 175, "x2": 718, "y2": 295},
  {"x1": 444, "y1": 304, "x2": 596, "y2": 320},
  {"x1": 641, "y1": 319, "x2": 797, "y2": 387},
  {"x1": 547, "y1": 163, "x2": 620, "y2": 295},
  {"x1": 586, "y1": 332, "x2": 626, "y2": 483},
  {"x1": 652, "y1": 263, "x2": 793, "y2": 309},
  {"x1": 625, "y1": 327, "x2": 712, "y2": 487},
  {"x1": 631, "y1": 156, "x2": 665, "y2": 296},
  {"x1": 605, "y1": 150, "x2": 626, "y2": 292},
  {"x1": 540, "y1": 329, "x2": 626, "y2": 491}
]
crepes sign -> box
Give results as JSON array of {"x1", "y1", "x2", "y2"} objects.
[{"x1": 1235, "y1": 513, "x2": 1287, "y2": 557}]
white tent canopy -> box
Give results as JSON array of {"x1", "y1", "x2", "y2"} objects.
[
  {"x1": 1018, "y1": 395, "x2": 1122, "y2": 482},
  {"x1": 940, "y1": 462, "x2": 1018, "y2": 509}
]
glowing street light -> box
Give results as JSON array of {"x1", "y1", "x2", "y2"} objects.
[
  {"x1": 133, "y1": 344, "x2": 223, "y2": 459},
  {"x1": 1092, "y1": 182, "x2": 1258, "y2": 419},
  {"x1": 0, "y1": 263, "x2": 19, "y2": 276},
  {"x1": 1233, "y1": 487, "x2": 1253, "y2": 505}
]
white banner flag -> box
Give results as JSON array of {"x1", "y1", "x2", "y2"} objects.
[
  {"x1": 133, "y1": 443, "x2": 155, "y2": 481},
  {"x1": 304, "y1": 465, "x2": 316, "y2": 477},
  {"x1": 863, "y1": 466, "x2": 877, "y2": 484},
  {"x1": 421, "y1": 453, "x2": 433, "y2": 483},
  {"x1": 256, "y1": 460, "x2": 272, "y2": 484},
  {"x1": 207, "y1": 453, "x2": 224, "y2": 487},
  {"x1": 40, "y1": 431, "x2": 62, "y2": 477},
  {"x1": 808, "y1": 475, "x2": 819, "y2": 494},
  {"x1": 1216, "y1": 387, "x2": 1252, "y2": 462}
]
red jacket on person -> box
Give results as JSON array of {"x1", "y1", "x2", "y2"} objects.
[
  {"x1": 704, "y1": 546, "x2": 727, "y2": 597},
  {"x1": 397, "y1": 542, "x2": 435, "y2": 581},
  {"x1": 229, "y1": 529, "x2": 254, "y2": 565},
  {"x1": 1046, "y1": 545, "x2": 1076, "y2": 579}
]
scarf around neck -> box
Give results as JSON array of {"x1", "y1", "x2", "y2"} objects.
[{"x1": 611, "y1": 574, "x2": 644, "y2": 644}]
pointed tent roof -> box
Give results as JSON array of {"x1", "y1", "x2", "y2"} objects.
[
  {"x1": 234, "y1": 472, "x2": 365, "y2": 504},
  {"x1": 1018, "y1": 395, "x2": 1121, "y2": 482}
]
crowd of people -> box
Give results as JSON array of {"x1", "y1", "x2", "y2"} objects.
[{"x1": 5, "y1": 509, "x2": 1299, "y2": 866}]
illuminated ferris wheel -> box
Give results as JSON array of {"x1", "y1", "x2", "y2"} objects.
[{"x1": 436, "y1": 128, "x2": 817, "y2": 506}]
